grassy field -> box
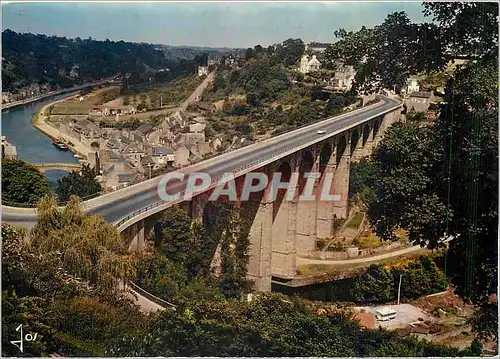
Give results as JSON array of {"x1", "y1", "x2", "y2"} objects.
[
  {"x1": 346, "y1": 211, "x2": 364, "y2": 229},
  {"x1": 296, "y1": 249, "x2": 430, "y2": 277},
  {"x1": 50, "y1": 86, "x2": 121, "y2": 115},
  {"x1": 353, "y1": 232, "x2": 383, "y2": 249},
  {"x1": 123, "y1": 75, "x2": 204, "y2": 110}
]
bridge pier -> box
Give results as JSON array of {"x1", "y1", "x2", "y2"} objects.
[
  {"x1": 126, "y1": 219, "x2": 145, "y2": 252},
  {"x1": 362, "y1": 126, "x2": 375, "y2": 158},
  {"x1": 351, "y1": 130, "x2": 365, "y2": 162},
  {"x1": 333, "y1": 135, "x2": 351, "y2": 220},
  {"x1": 189, "y1": 192, "x2": 210, "y2": 219},
  {"x1": 293, "y1": 149, "x2": 319, "y2": 257},
  {"x1": 315, "y1": 145, "x2": 337, "y2": 241},
  {"x1": 247, "y1": 197, "x2": 274, "y2": 292}
]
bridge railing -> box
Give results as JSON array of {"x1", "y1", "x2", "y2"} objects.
[
  {"x1": 126, "y1": 280, "x2": 177, "y2": 311},
  {"x1": 114, "y1": 140, "x2": 321, "y2": 227},
  {"x1": 2, "y1": 191, "x2": 107, "y2": 208}
]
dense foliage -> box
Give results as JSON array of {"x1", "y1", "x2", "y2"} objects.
[
  {"x1": 232, "y1": 59, "x2": 290, "y2": 103},
  {"x1": 353, "y1": 257, "x2": 448, "y2": 303},
  {"x1": 324, "y1": 12, "x2": 445, "y2": 92},
  {"x1": 1, "y1": 159, "x2": 51, "y2": 205},
  {"x1": 324, "y1": 3, "x2": 498, "y2": 92},
  {"x1": 1, "y1": 201, "x2": 480, "y2": 357},
  {"x1": 349, "y1": 158, "x2": 377, "y2": 205},
  {"x1": 352, "y1": 5, "x2": 499, "y2": 343},
  {"x1": 2, "y1": 201, "x2": 143, "y2": 357},
  {"x1": 56, "y1": 164, "x2": 102, "y2": 202},
  {"x1": 106, "y1": 292, "x2": 471, "y2": 357},
  {"x1": 32, "y1": 196, "x2": 135, "y2": 288},
  {"x1": 2, "y1": 30, "x2": 196, "y2": 92},
  {"x1": 141, "y1": 204, "x2": 253, "y2": 301}
]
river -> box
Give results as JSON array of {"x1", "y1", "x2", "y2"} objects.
[{"x1": 2, "y1": 92, "x2": 80, "y2": 186}]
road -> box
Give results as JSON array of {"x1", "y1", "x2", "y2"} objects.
[
  {"x1": 1, "y1": 78, "x2": 115, "y2": 110},
  {"x1": 179, "y1": 72, "x2": 215, "y2": 111},
  {"x1": 297, "y1": 244, "x2": 426, "y2": 266},
  {"x1": 2, "y1": 96, "x2": 401, "y2": 230}
]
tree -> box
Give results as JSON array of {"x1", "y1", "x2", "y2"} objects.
[
  {"x1": 1, "y1": 159, "x2": 50, "y2": 205},
  {"x1": 423, "y1": 2, "x2": 498, "y2": 59},
  {"x1": 244, "y1": 47, "x2": 254, "y2": 60},
  {"x1": 363, "y1": 4, "x2": 498, "y2": 339},
  {"x1": 275, "y1": 38, "x2": 305, "y2": 67},
  {"x1": 368, "y1": 121, "x2": 447, "y2": 246},
  {"x1": 56, "y1": 164, "x2": 102, "y2": 202},
  {"x1": 324, "y1": 13, "x2": 445, "y2": 91},
  {"x1": 349, "y1": 158, "x2": 377, "y2": 205},
  {"x1": 32, "y1": 196, "x2": 135, "y2": 289},
  {"x1": 155, "y1": 206, "x2": 193, "y2": 262},
  {"x1": 353, "y1": 264, "x2": 394, "y2": 303},
  {"x1": 213, "y1": 73, "x2": 226, "y2": 92}
]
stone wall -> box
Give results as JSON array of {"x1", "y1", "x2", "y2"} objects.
[{"x1": 309, "y1": 241, "x2": 407, "y2": 260}]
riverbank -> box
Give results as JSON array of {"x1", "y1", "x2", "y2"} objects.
[
  {"x1": 32, "y1": 95, "x2": 91, "y2": 160},
  {"x1": 1, "y1": 78, "x2": 114, "y2": 111}
]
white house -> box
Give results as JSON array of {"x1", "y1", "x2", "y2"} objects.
[
  {"x1": 198, "y1": 66, "x2": 209, "y2": 77},
  {"x1": 299, "y1": 55, "x2": 321, "y2": 74},
  {"x1": 329, "y1": 65, "x2": 356, "y2": 91},
  {"x1": 406, "y1": 77, "x2": 420, "y2": 94}
]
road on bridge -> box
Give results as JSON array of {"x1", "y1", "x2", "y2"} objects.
[{"x1": 2, "y1": 96, "x2": 402, "y2": 230}]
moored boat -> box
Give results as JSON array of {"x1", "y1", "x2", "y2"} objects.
[{"x1": 53, "y1": 141, "x2": 69, "y2": 151}]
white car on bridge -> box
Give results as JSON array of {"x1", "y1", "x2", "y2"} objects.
[{"x1": 317, "y1": 130, "x2": 326, "y2": 134}]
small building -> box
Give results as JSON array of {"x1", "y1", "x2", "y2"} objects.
[
  {"x1": 106, "y1": 138, "x2": 121, "y2": 151},
  {"x1": 174, "y1": 146, "x2": 190, "y2": 167},
  {"x1": 406, "y1": 77, "x2": 420, "y2": 94},
  {"x1": 191, "y1": 141, "x2": 211, "y2": 157},
  {"x1": 141, "y1": 155, "x2": 155, "y2": 168},
  {"x1": 152, "y1": 146, "x2": 175, "y2": 165},
  {"x1": 195, "y1": 102, "x2": 216, "y2": 112},
  {"x1": 1, "y1": 137, "x2": 17, "y2": 159},
  {"x1": 329, "y1": 65, "x2": 356, "y2": 91},
  {"x1": 173, "y1": 110, "x2": 189, "y2": 126},
  {"x1": 122, "y1": 143, "x2": 144, "y2": 167},
  {"x1": 2, "y1": 92, "x2": 12, "y2": 104},
  {"x1": 405, "y1": 91, "x2": 434, "y2": 112},
  {"x1": 136, "y1": 123, "x2": 155, "y2": 137},
  {"x1": 198, "y1": 66, "x2": 209, "y2": 77},
  {"x1": 102, "y1": 159, "x2": 141, "y2": 190},
  {"x1": 299, "y1": 54, "x2": 321, "y2": 74},
  {"x1": 189, "y1": 123, "x2": 206, "y2": 133}
]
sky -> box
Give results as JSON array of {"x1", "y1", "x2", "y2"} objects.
[{"x1": 2, "y1": 2, "x2": 426, "y2": 48}]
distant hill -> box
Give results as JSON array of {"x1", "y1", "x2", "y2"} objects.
[
  {"x1": 155, "y1": 44, "x2": 245, "y2": 60},
  {"x1": 1, "y1": 30, "x2": 199, "y2": 92}
]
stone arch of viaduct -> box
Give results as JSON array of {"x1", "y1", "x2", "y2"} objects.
[{"x1": 121, "y1": 109, "x2": 400, "y2": 291}]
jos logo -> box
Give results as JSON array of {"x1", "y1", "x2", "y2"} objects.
[{"x1": 10, "y1": 324, "x2": 38, "y2": 354}]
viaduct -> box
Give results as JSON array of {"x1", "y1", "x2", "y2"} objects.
[{"x1": 2, "y1": 95, "x2": 403, "y2": 292}]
